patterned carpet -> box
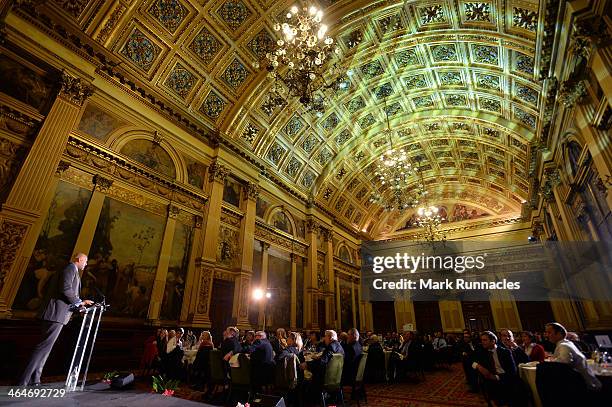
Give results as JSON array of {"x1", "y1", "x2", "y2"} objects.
[{"x1": 361, "y1": 365, "x2": 487, "y2": 407}]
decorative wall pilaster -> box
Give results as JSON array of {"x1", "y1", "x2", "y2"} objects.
[
  {"x1": 304, "y1": 216, "x2": 319, "y2": 329},
  {"x1": 438, "y1": 300, "x2": 466, "y2": 333},
  {"x1": 191, "y1": 159, "x2": 227, "y2": 326},
  {"x1": 258, "y1": 241, "x2": 270, "y2": 328},
  {"x1": 0, "y1": 73, "x2": 92, "y2": 317},
  {"x1": 71, "y1": 175, "x2": 112, "y2": 255},
  {"x1": 323, "y1": 227, "x2": 335, "y2": 327},
  {"x1": 147, "y1": 204, "x2": 179, "y2": 323},
  {"x1": 232, "y1": 181, "x2": 259, "y2": 329},
  {"x1": 290, "y1": 253, "x2": 297, "y2": 330}
]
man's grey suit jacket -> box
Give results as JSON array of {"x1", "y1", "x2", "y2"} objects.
[{"x1": 37, "y1": 262, "x2": 82, "y2": 325}]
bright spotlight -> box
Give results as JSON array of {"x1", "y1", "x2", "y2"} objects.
[{"x1": 253, "y1": 288, "x2": 264, "y2": 300}]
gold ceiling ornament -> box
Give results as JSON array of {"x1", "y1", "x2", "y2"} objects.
[{"x1": 262, "y1": 3, "x2": 346, "y2": 115}]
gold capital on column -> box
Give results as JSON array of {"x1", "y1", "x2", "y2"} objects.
[
  {"x1": 59, "y1": 72, "x2": 94, "y2": 107},
  {"x1": 93, "y1": 174, "x2": 113, "y2": 193},
  {"x1": 261, "y1": 241, "x2": 270, "y2": 251},
  {"x1": 305, "y1": 217, "x2": 319, "y2": 234},
  {"x1": 55, "y1": 160, "x2": 70, "y2": 176},
  {"x1": 208, "y1": 160, "x2": 230, "y2": 184},
  {"x1": 168, "y1": 204, "x2": 180, "y2": 219},
  {"x1": 243, "y1": 181, "x2": 260, "y2": 201},
  {"x1": 321, "y1": 227, "x2": 333, "y2": 242}
]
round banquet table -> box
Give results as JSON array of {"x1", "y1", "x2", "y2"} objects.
[{"x1": 519, "y1": 363, "x2": 541, "y2": 407}]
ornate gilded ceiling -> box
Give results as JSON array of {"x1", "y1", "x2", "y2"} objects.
[{"x1": 40, "y1": 0, "x2": 546, "y2": 236}]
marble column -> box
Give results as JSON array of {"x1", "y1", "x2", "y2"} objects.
[
  {"x1": 0, "y1": 73, "x2": 92, "y2": 318},
  {"x1": 351, "y1": 280, "x2": 357, "y2": 329}
]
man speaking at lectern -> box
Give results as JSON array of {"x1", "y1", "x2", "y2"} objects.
[{"x1": 18, "y1": 253, "x2": 93, "y2": 387}]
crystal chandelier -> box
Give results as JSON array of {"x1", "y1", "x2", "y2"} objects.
[
  {"x1": 370, "y1": 104, "x2": 417, "y2": 211},
  {"x1": 264, "y1": 4, "x2": 344, "y2": 114},
  {"x1": 414, "y1": 168, "x2": 446, "y2": 243}
]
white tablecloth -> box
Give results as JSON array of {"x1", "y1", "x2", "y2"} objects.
[
  {"x1": 519, "y1": 363, "x2": 542, "y2": 407},
  {"x1": 182, "y1": 349, "x2": 198, "y2": 365}
]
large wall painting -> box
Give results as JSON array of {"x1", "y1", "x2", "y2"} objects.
[
  {"x1": 271, "y1": 210, "x2": 293, "y2": 235},
  {"x1": 0, "y1": 54, "x2": 54, "y2": 113},
  {"x1": 14, "y1": 181, "x2": 92, "y2": 311},
  {"x1": 77, "y1": 104, "x2": 127, "y2": 142},
  {"x1": 120, "y1": 139, "x2": 176, "y2": 178},
  {"x1": 267, "y1": 248, "x2": 291, "y2": 329},
  {"x1": 398, "y1": 203, "x2": 491, "y2": 230},
  {"x1": 222, "y1": 178, "x2": 241, "y2": 207},
  {"x1": 86, "y1": 197, "x2": 165, "y2": 318},
  {"x1": 184, "y1": 156, "x2": 206, "y2": 189},
  {"x1": 256, "y1": 196, "x2": 269, "y2": 218},
  {"x1": 160, "y1": 221, "x2": 194, "y2": 321},
  {"x1": 339, "y1": 278, "x2": 353, "y2": 331}
]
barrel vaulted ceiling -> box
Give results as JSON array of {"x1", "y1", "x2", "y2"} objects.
[{"x1": 36, "y1": 0, "x2": 546, "y2": 236}]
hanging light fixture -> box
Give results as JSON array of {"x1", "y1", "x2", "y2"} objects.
[
  {"x1": 369, "y1": 101, "x2": 419, "y2": 211},
  {"x1": 414, "y1": 164, "x2": 446, "y2": 243},
  {"x1": 263, "y1": 4, "x2": 346, "y2": 114}
]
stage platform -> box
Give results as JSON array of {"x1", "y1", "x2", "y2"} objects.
[{"x1": 0, "y1": 382, "x2": 215, "y2": 407}]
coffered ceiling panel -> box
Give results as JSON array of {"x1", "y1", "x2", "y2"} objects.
[{"x1": 44, "y1": 0, "x2": 545, "y2": 236}]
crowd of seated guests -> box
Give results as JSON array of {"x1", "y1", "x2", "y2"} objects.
[{"x1": 138, "y1": 322, "x2": 605, "y2": 406}]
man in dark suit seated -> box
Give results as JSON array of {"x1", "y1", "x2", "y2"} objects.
[
  {"x1": 221, "y1": 326, "x2": 242, "y2": 361},
  {"x1": 18, "y1": 253, "x2": 94, "y2": 386},
  {"x1": 472, "y1": 331, "x2": 523, "y2": 406},
  {"x1": 301, "y1": 329, "x2": 345, "y2": 396},
  {"x1": 390, "y1": 331, "x2": 422, "y2": 382},
  {"x1": 341, "y1": 328, "x2": 363, "y2": 385},
  {"x1": 457, "y1": 330, "x2": 479, "y2": 392},
  {"x1": 244, "y1": 330, "x2": 276, "y2": 388}
]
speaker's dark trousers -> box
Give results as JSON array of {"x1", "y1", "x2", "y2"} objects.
[{"x1": 18, "y1": 321, "x2": 64, "y2": 386}]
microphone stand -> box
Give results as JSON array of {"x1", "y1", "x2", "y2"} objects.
[{"x1": 65, "y1": 288, "x2": 110, "y2": 392}]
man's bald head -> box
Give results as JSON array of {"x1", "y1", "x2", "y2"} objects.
[{"x1": 73, "y1": 253, "x2": 88, "y2": 270}]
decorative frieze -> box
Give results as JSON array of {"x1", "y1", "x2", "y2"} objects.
[
  {"x1": 254, "y1": 220, "x2": 307, "y2": 256},
  {"x1": 0, "y1": 219, "x2": 28, "y2": 291},
  {"x1": 64, "y1": 137, "x2": 207, "y2": 211}
]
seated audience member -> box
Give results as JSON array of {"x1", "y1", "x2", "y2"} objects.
[
  {"x1": 277, "y1": 331, "x2": 304, "y2": 362},
  {"x1": 364, "y1": 335, "x2": 386, "y2": 383},
  {"x1": 432, "y1": 331, "x2": 448, "y2": 350},
  {"x1": 391, "y1": 331, "x2": 422, "y2": 382},
  {"x1": 192, "y1": 331, "x2": 214, "y2": 388},
  {"x1": 339, "y1": 331, "x2": 348, "y2": 345},
  {"x1": 305, "y1": 331, "x2": 324, "y2": 352},
  {"x1": 457, "y1": 330, "x2": 478, "y2": 392},
  {"x1": 500, "y1": 329, "x2": 529, "y2": 365},
  {"x1": 242, "y1": 330, "x2": 255, "y2": 349},
  {"x1": 140, "y1": 330, "x2": 159, "y2": 374},
  {"x1": 166, "y1": 328, "x2": 185, "y2": 379},
  {"x1": 301, "y1": 329, "x2": 345, "y2": 394},
  {"x1": 245, "y1": 330, "x2": 276, "y2": 388},
  {"x1": 538, "y1": 331, "x2": 555, "y2": 353},
  {"x1": 545, "y1": 322, "x2": 601, "y2": 391},
  {"x1": 220, "y1": 326, "x2": 242, "y2": 362},
  {"x1": 472, "y1": 331, "x2": 520, "y2": 405},
  {"x1": 271, "y1": 328, "x2": 288, "y2": 355},
  {"x1": 341, "y1": 328, "x2": 363, "y2": 385},
  {"x1": 520, "y1": 331, "x2": 546, "y2": 362},
  {"x1": 566, "y1": 331, "x2": 591, "y2": 355}
]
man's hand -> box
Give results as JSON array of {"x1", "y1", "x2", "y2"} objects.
[
  {"x1": 223, "y1": 351, "x2": 232, "y2": 361},
  {"x1": 82, "y1": 300, "x2": 94, "y2": 306}
]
